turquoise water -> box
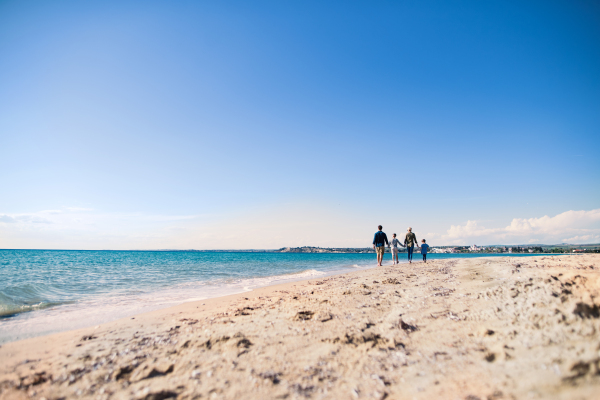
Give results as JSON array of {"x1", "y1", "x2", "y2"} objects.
[{"x1": 0, "y1": 250, "x2": 542, "y2": 343}]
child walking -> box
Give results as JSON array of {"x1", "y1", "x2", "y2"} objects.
[
  {"x1": 420, "y1": 239, "x2": 429, "y2": 262},
  {"x1": 389, "y1": 233, "x2": 403, "y2": 265}
]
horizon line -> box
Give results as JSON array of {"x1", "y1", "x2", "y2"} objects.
[{"x1": 1, "y1": 243, "x2": 599, "y2": 252}]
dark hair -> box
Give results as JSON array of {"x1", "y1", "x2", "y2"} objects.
[
  {"x1": 378, "y1": 225, "x2": 382, "y2": 230},
  {"x1": 422, "y1": 239, "x2": 426, "y2": 243}
]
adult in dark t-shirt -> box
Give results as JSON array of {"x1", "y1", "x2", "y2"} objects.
[
  {"x1": 372, "y1": 225, "x2": 389, "y2": 266},
  {"x1": 404, "y1": 227, "x2": 418, "y2": 263}
]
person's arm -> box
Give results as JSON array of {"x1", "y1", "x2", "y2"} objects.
[
  {"x1": 384, "y1": 233, "x2": 389, "y2": 246},
  {"x1": 373, "y1": 233, "x2": 377, "y2": 249}
]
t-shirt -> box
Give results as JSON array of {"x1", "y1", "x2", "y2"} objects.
[
  {"x1": 373, "y1": 231, "x2": 389, "y2": 247},
  {"x1": 390, "y1": 238, "x2": 402, "y2": 249},
  {"x1": 420, "y1": 244, "x2": 429, "y2": 254},
  {"x1": 405, "y1": 232, "x2": 417, "y2": 247}
]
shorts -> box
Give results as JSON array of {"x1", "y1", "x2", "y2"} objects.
[
  {"x1": 391, "y1": 247, "x2": 399, "y2": 255},
  {"x1": 376, "y1": 246, "x2": 385, "y2": 256}
]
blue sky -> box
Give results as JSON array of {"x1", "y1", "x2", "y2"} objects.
[{"x1": 1, "y1": 0, "x2": 599, "y2": 249}]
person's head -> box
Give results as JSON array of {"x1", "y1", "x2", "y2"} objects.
[
  {"x1": 422, "y1": 239, "x2": 426, "y2": 243},
  {"x1": 408, "y1": 227, "x2": 412, "y2": 232},
  {"x1": 393, "y1": 233, "x2": 396, "y2": 238},
  {"x1": 378, "y1": 225, "x2": 382, "y2": 231}
]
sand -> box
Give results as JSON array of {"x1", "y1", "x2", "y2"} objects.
[{"x1": 1, "y1": 255, "x2": 599, "y2": 400}]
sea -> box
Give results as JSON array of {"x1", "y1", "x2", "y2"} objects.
[{"x1": 0, "y1": 249, "x2": 544, "y2": 344}]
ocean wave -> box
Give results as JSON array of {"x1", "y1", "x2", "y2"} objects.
[
  {"x1": 0, "y1": 284, "x2": 75, "y2": 319},
  {"x1": 0, "y1": 300, "x2": 73, "y2": 319}
]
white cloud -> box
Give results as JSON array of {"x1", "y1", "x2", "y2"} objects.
[
  {"x1": 0, "y1": 214, "x2": 53, "y2": 224},
  {"x1": 441, "y1": 208, "x2": 600, "y2": 245},
  {"x1": 562, "y1": 234, "x2": 600, "y2": 243},
  {"x1": 446, "y1": 220, "x2": 498, "y2": 239},
  {"x1": 505, "y1": 209, "x2": 600, "y2": 235},
  {"x1": 0, "y1": 207, "x2": 206, "y2": 249},
  {"x1": 0, "y1": 215, "x2": 17, "y2": 223}
]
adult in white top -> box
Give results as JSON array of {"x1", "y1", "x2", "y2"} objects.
[{"x1": 389, "y1": 233, "x2": 404, "y2": 265}]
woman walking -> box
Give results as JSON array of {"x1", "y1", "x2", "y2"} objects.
[{"x1": 404, "y1": 227, "x2": 418, "y2": 263}]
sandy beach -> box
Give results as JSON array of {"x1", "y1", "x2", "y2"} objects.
[{"x1": 1, "y1": 255, "x2": 599, "y2": 400}]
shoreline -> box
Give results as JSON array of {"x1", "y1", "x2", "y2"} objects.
[
  {"x1": 0, "y1": 254, "x2": 552, "y2": 345},
  {"x1": 0, "y1": 261, "x2": 378, "y2": 345},
  {"x1": 1, "y1": 255, "x2": 598, "y2": 399}
]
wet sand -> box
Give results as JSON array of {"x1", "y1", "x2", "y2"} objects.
[{"x1": 1, "y1": 255, "x2": 599, "y2": 400}]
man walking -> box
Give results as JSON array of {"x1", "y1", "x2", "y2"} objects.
[
  {"x1": 373, "y1": 225, "x2": 389, "y2": 266},
  {"x1": 404, "y1": 227, "x2": 418, "y2": 263}
]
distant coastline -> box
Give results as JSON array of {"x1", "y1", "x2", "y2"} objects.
[
  {"x1": 1, "y1": 243, "x2": 599, "y2": 253},
  {"x1": 274, "y1": 244, "x2": 600, "y2": 254}
]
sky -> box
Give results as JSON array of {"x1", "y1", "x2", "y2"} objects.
[{"x1": 1, "y1": 0, "x2": 599, "y2": 249}]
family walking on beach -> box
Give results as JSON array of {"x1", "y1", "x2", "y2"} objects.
[{"x1": 372, "y1": 225, "x2": 429, "y2": 266}]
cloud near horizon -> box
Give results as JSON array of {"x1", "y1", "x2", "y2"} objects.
[
  {"x1": 0, "y1": 207, "x2": 599, "y2": 249},
  {"x1": 440, "y1": 209, "x2": 600, "y2": 245}
]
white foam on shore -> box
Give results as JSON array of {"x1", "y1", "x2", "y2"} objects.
[{"x1": 237, "y1": 269, "x2": 327, "y2": 291}]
